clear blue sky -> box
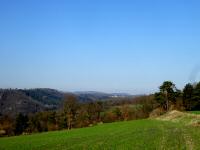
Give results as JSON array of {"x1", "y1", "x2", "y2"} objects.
[{"x1": 1, "y1": 0, "x2": 200, "y2": 94}]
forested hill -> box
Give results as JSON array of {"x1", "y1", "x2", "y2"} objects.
[
  {"x1": 0, "y1": 88, "x2": 135, "y2": 117},
  {"x1": 20, "y1": 88, "x2": 64, "y2": 106},
  {"x1": 0, "y1": 90, "x2": 46, "y2": 117}
]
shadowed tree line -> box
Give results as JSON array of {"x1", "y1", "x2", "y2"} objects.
[{"x1": 0, "y1": 94, "x2": 154, "y2": 136}]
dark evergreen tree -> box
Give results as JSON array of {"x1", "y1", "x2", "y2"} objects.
[
  {"x1": 183, "y1": 83, "x2": 194, "y2": 110},
  {"x1": 155, "y1": 81, "x2": 178, "y2": 111},
  {"x1": 15, "y1": 114, "x2": 29, "y2": 135},
  {"x1": 192, "y1": 82, "x2": 200, "y2": 110}
]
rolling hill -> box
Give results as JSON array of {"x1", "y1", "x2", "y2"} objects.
[
  {"x1": 0, "y1": 89, "x2": 135, "y2": 117},
  {"x1": 0, "y1": 90, "x2": 45, "y2": 117},
  {"x1": 0, "y1": 111, "x2": 200, "y2": 150}
]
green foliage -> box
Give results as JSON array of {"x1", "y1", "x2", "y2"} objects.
[
  {"x1": 155, "y1": 81, "x2": 180, "y2": 110},
  {"x1": 182, "y1": 82, "x2": 200, "y2": 110},
  {"x1": 188, "y1": 111, "x2": 200, "y2": 114},
  {"x1": 155, "y1": 81, "x2": 200, "y2": 111},
  {"x1": 183, "y1": 83, "x2": 194, "y2": 110},
  {"x1": 159, "y1": 81, "x2": 175, "y2": 93},
  {"x1": 192, "y1": 82, "x2": 200, "y2": 109},
  {"x1": 112, "y1": 107, "x2": 122, "y2": 120},
  {"x1": 154, "y1": 92, "x2": 165, "y2": 106}
]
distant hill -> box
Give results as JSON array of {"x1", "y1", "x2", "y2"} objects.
[
  {"x1": 20, "y1": 88, "x2": 64, "y2": 106},
  {"x1": 74, "y1": 91, "x2": 112, "y2": 102},
  {"x1": 74, "y1": 91, "x2": 136, "y2": 102},
  {"x1": 0, "y1": 89, "x2": 136, "y2": 117},
  {"x1": 0, "y1": 89, "x2": 45, "y2": 117}
]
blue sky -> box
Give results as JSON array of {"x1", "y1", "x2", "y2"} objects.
[{"x1": 0, "y1": 0, "x2": 200, "y2": 94}]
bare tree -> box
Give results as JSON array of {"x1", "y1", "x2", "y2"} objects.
[{"x1": 63, "y1": 94, "x2": 79, "y2": 130}]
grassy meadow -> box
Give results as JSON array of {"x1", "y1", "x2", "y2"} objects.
[{"x1": 0, "y1": 111, "x2": 200, "y2": 150}]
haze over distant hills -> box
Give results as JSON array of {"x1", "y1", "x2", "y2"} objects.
[{"x1": 0, "y1": 88, "x2": 136, "y2": 117}]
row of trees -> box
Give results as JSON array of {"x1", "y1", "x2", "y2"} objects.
[
  {"x1": 155, "y1": 81, "x2": 200, "y2": 111},
  {"x1": 0, "y1": 94, "x2": 154, "y2": 136}
]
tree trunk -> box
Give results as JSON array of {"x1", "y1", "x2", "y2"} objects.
[
  {"x1": 67, "y1": 113, "x2": 71, "y2": 130},
  {"x1": 165, "y1": 91, "x2": 169, "y2": 111},
  {"x1": 166, "y1": 99, "x2": 169, "y2": 111}
]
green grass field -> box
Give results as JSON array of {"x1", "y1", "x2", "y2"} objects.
[
  {"x1": 188, "y1": 111, "x2": 200, "y2": 114},
  {"x1": 0, "y1": 112, "x2": 200, "y2": 150}
]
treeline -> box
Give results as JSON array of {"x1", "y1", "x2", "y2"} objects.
[
  {"x1": 155, "y1": 81, "x2": 200, "y2": 111},
  {"x1": 0, "y1": 94, "x2": 154, "y2": 136}
]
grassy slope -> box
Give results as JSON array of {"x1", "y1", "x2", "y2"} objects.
[{"x1": 0, "y1": 113, "x2": 200, "y2": 150}]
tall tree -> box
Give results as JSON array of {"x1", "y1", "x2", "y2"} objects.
[
  {"x1": 154, "y1": 92, "x2": 165, "y2": 109},
  {"x1": 63, "y1": 94, "x2": 79, "y2": 130},
  {"x1": 14, "y1": 113, "x2": 28, "y2": 135},
  {"x1": 192, "y1": 82, "x2": 200, "y2": 110},
  {"x1": 183, "y1": 83, "x2": 194, "y2": 110},
  {"x1": 87, "y1": 101, "x2": 103, "y2": 122},
  {"x1": 155, "y1": 81, "x2": 177, "y2": 111}
]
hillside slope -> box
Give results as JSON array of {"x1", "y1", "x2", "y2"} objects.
[
  {"x1": 20, "y1": 88, "x2": 64, "y2": 106},
  {"x1": 0, "y1": 112, "x2": 200, "y2": 150},
  {"x1": 156, "y1": 110, "x2": 200, "y2": 126},
  {"x1": 0, "y1": 90, "x2": 45, "y2": 117}
]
